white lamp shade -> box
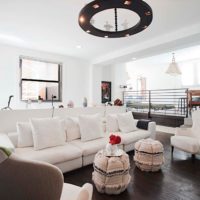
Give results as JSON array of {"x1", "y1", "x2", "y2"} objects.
[{"x1": 166, "y1": 62, "x2": 182, "y2": 76}]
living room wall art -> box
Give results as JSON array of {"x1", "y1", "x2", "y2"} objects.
[{"x1": 101, "y1": 81, "x2": 111, "y2": 103}]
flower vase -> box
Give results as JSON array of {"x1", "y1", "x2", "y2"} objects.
[{"x1": 106, "y1": 143, "x2": 118, "y2": 156}]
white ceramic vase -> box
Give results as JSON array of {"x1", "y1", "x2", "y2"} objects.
[{"x1": 106, "y1": 143, "x2": 118, "y2": 155}]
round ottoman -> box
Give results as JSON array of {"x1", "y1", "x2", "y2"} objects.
[
  {"x1": 92, "y1": 150, "x2": 131, "y2": 195},
  {"x1": 134, "y1": 138, "x2": 164, "y2": 172}
]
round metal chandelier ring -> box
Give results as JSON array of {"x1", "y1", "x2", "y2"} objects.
[{"x1": 78, "y1": 0, "x2": 153, "y2": 38}]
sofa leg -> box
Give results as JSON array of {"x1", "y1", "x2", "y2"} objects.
[
  {"x1": 192, "y1": 154, "x2": 195, "y2": 159},
  {"x1": 171, "y1": 146, "x2": 174, "y2": 156}
]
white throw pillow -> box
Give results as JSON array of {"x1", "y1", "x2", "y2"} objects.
[
  {"x1": 79, "y1": 114, "x2": 103, "y2": 142},
  {"x1": 17, "y1": 122, "x2": 33, "y2": 148},
  {"x1": 30, "y1": 118, "x2": 66, "y2": 150},
  {"x1": 65, "y1": 117, "x2": 81, "y2": 141},
  {"x1": 117, "y1": 112, "x2": 137, "y2": 133},
  {"x1": 106, "y1": 114, "x2": 119, "y2": 132}
]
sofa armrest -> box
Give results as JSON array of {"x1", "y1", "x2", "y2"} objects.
[
  {"x1": 135, "y1": 120, "x2": 156, "y2": 138},
  {"x1": 175, "y1": 128, "x2": 193, "y2": 137},
  {"x1": 0, "y1": 133, "x2": 15, "y2": 152}
]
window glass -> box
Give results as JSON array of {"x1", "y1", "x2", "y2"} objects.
[
  {"x1": 21, "y1": 59, "x2": 59, "y2": 81},
  {"x1": 20, "y1": 57, "x2": 61, "y2": 101},
  {"x1": 21, "y1": 81, "x2": 59, "y2": 101}
]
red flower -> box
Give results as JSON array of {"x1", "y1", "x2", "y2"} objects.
[
  {"x1": 109, "y1": 134, "x2": 121, "y2": 145},
  {"x1": 116, "y1": 136, "x2": 121, "y2": 144},
  {"x1": 109, "y1": 134, "x2": 115, "y2": 140}
]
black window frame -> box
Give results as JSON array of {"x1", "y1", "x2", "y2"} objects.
[{"x1": 19, "y1": 56, "x2": 62, "y2": 102}]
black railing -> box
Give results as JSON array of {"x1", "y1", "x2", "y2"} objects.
[{"x1": 123, "y1": 88, "x2": 188, "y2": 117}]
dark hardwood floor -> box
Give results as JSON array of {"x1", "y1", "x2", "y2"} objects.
[{"x1": 64, "y1": 132, "x2": 200, "y2": 200}]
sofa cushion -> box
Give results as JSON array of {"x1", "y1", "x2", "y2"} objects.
[
  {"x1": 71, "y1": 137, "x2": 108, "y2": 156},
  {"x1": 30, "y1": 118, "x2": 66, "y2": 150},
  {"x1": 171, "y1": 136, "x2": 199, "y2": 154},
  {"x1": 64, "y1": 117, "x2": 81, "y2": 142},
  {"x1": 114, "y1": 130, "x2": 151, "y2": 145},
  {"x1": 15, "y1": 143, "x2": 82, "y2": 165},
  {"x1": 106, "y1": 114, "x2": 119, "y2": 132},
  {"x1": 79, "y1": 114, "x2": 103, "y2": 142},
  {"x1": 117, "y1": 112, "x2": 137, "y2": 133},
  {"x1": 17, "y1": 122, "x2": 33, "y2": 148}
]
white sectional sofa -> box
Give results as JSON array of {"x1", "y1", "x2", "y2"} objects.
[{"x1": 0, "y1": 106, "x2": 156, "y2": 173}]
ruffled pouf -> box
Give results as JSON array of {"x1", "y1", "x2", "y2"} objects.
[
  {"x1": 134, "y1": 138, "x2": 164, "y2": 172},
  {"x1": 92, "y1": 150, "x2": 131, "y2": 195}
]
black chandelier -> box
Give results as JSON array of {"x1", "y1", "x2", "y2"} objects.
[{"x1": 78, "y1": 0, "x2": 153, "y2": 38}]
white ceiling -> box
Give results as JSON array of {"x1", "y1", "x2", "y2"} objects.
[
  {"x1": 0, "y1": 0, "x2": 200, "y2": 63},
  {"x1": 127, "y1": 45, "x2": 200, "y2": 65}
]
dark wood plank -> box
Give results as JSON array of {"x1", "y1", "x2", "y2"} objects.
[{"x1": 64, "y1": 132, "x2": 200, "y2": 200}]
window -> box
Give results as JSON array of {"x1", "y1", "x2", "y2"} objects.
[
  {"x1": 181, "y1": 63, "x2": 194, "y2": 86},
  {"x1": 181, "y1": 61, "x2": 200, "y2": 86},
  {"x1": 20, "y1": 57, "x2": 62, "y2": 101}
]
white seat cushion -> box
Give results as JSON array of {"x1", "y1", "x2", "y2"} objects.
[
  {"x1": 15, "y1": 143, "x2": 82, "y2": 165},
  {"x1": 114, "y1": 130, "x2": 151, "y2": 145},
  {"x1": 61, "y1": 183, "x2": 80, "y2": 200},
  {"x1": 71, "y1": 137, "x2": 108, "y2": 156},
  {"x1": 117, "y1": 112, "x2": 137, "y2": 133},
  {"x1": 171, "y1": 136, "x2": 199, "y2": 154},
  {"x1": 61, "y1": 183, "x2": 93, "y2": 200}
]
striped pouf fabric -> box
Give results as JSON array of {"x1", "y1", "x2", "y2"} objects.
[
  {"x1": 134, "y1": 138, "x2": 164, "y2": 172},
  {"x1": 92, "y1": 150, "x2": 131, "y2": 195}
]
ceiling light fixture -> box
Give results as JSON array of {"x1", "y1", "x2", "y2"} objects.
[
  {"x1": 166, "y1": 53, "x2": 182, "y2": 76},
  {"x1": 78, "y1": 0, "x2": 153, "y2": 38},
  {"x1": 76, "y1": 45, "x2": 82, "y2": 49}
]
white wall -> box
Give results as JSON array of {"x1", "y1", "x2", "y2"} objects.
[
  {"x1": 97, "y1": 60, "x2": 184, "y2": 103},
  {"x1": 91, "y1": 65, "x2": 102, "y2": 105},
  {"x1": 91, "y1": 63, "x2": 129, "y2": 104},
  {"x1": 126, "y1": 59, "x2": 182, "y2": 90},
  {"x1": 93, "y1": 46, "x2": 200, "y2": 104},
  {"x1": 0, "y1": 44, "x2": 90, "y2": 109}
]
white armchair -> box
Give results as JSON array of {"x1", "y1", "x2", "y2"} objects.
[
  {"x1": 171, "y1": 110, "x2": 200, "y2": 158},
  {"x1": 0, "y1": 148, "x2": 93, "y2": 200}
]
